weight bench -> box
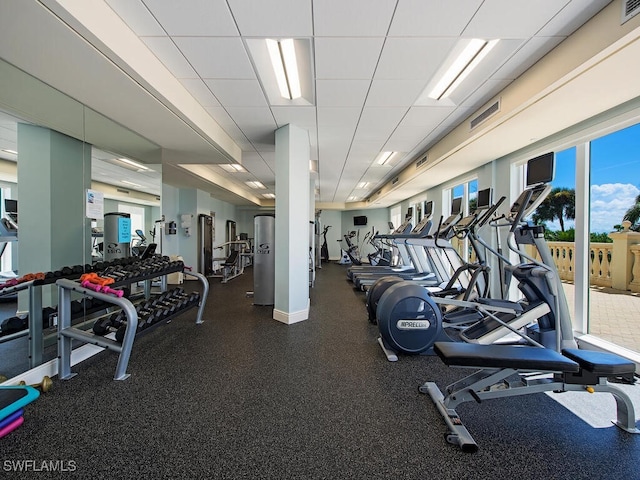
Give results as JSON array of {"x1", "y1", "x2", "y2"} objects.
[{"x1": 420, "y1": 342, "x2": 639, "y2": 452}]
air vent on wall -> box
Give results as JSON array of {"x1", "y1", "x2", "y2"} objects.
[
  {"x1": 415, "y1": 154, "x2": 428, "y2": 169},
  {"x1": 392, "y1": 177, "x2": 399, "y2": 185},
  {"x1": 470, "y1": 99, "x2": 500, "y2": 130},
  {"x1": 622, "y1": 0, "x2": 640, "y2": 24},
  {"x1": 116, "y1": 188, "x2": 130, "y2": 194}
]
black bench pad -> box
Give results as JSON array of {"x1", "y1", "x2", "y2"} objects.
[
  {"x1": 562, "y1": 348, "x2": 635, "y2": 376},
  {"x1": 433, "y1": 342, "x2": 580, "y2": 372}
]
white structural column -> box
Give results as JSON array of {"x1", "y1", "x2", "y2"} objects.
[
  {"x1": 17, "y1": 124, "x2": 91, "y2": 306},
  {"x1": 273, "y1": 124, "x2": 310, "y2": 324}
]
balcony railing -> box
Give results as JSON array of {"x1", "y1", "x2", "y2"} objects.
[{"x1": 543, "y1": 222, "x2": 640, "y2": 292}]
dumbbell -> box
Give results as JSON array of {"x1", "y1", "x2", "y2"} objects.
[
  {"x1": 100, "y1": 285, "x2": 124, "y2": 297},
  {"x1": 60, "y1": 266, "x2": 73, "y2": 276},
  {"x1": 93, "y1": 316, "x2": 119, "y2": 336},
  {"x1": 81, "y1": 280, "x2": 103, "y2": 293},
  {"x1": 18, "y1": 376, "x2": 53, "y2": 393}
]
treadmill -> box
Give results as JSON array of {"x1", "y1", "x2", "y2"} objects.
[{"x1": 346, "y1": 218, "x2": 414, "y2": 281}]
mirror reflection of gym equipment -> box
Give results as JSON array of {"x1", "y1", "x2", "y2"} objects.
[{"x1": 206, "y1": 219, "x2": 252, "y2": 283}]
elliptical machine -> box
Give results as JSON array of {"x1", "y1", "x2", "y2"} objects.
[
  {"x1": 320, "y1": 225, "x2": 331, "y2": 262},
  {"x1": 373, "y1": 153, "x2": 575, "y2": 361},
  {"x1": 339, "y1": 231, "x2": 361, "y2": 265}
]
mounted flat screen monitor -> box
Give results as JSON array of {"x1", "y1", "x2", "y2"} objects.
[
  {"x1": 424, "y1": 201, "x2": 433, "y2": 218},
  {"x1": 451, "y1": 197, "x2": 462, "y2": 215},
  {"x1": 406, "y1": 207, "x2": 413, "y2": 219},
  {"x1": 353, "y1": 215, "x2": 367, "y2": 226},
  {"x1": 4, "y1": 199, "x2": 17, "y2": 214},
  {"x1": 526, "y1": 152, "x2": 554, "y2": 186},
  {"x1": 476, "y1": 188, "x2": 492, "y2": 209}
]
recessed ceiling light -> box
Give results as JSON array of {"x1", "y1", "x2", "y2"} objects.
[
  {"x1": 357, "y1": 182, "x2": 370, "y2": 189},
  {"x1": 246, "y1": 180, "x2": 266, "y2": 189},
  {"x1": 376, "y1": 152, "x2": 396, "y2": 165},
  {"x1": 220, "y1": 163, "x2": 247, "y2": 173},
  {"x1": 266, "y1": 39, "x2": 301, "y2": 99},
  {"x1": 263, "y1": 193, "x2": 275, "y2": 199},
  {"x1": 428, "y1": 39, "x2": 499, "y2": 100},
  {"x1": 117, "y1": 158, "x2": 149, "y2": 171},
  {"x1": 121, "y1": 180, "x2": 143, "y2": 187}
]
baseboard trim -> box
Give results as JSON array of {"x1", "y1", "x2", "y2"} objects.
[{"x1": 273, "y1": 300, "x2": 309, "y2": 325}]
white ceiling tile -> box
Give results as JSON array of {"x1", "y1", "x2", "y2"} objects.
[
  {"x1": 241, "y1": 151, "x2": 275, "y2": 177},
  {"x1": 317, "y1": 107, "x2": 361, "y2": 128},
  {"x1": 492, "y1": 36, "x2": 565, "y2": 81},
  {"x1": 463, "y1": 0, "x2": 569, "y2": 38},
  {"x1": 401, "y1": 106, "x2": 455, "y2": 128},
  {"x1": 227, "y1": 0, "x2": 312, "y2": 36},
  {"x1": 355, "y1": 107, "x2": 409, "y2": 140},
  {"x1": 316, "y1": 80, "x2": 370, "y2": 107},
  {"x1": 204, "y1": 79, "x2": 268, "y2": 107},
  {"x1": 375, "y1": 38, "x2": 457, "y2": 80},
  {"x1": 384, "y1": 126, "x2": 428, "y2": 151},
  {"x1": 180, "y1": 79, "x2": 220, "y2": 107},
  {"x1": 317, "y1": 130, "x2": 353, "y2": 154},
  {"x1": 365, "y1": 79, "x2": 426, "y2": 107},
  {"x1": 204, "y1": 106, "x2": 235, "y2": 126},
  {"x1": 389, "y1": 0, "x2": 484, "y2": 36},
  {"x1": 174, "y1": 37, "x2": 255, "y2": 79},
  {"x1": 350, "y1": 139, "x2": 387, "y2": 155},
  {"x1": 106, "y1": 0, "x2": 166, "y2": 36},
  {"x1": 141, "y1": 37, "x2": 197, "y2": 78},
  {"x1": 142, "y1": 0, "x2": 238, "y2": 36},
  {"x1": 315, "y1": 38, "x2": 384, "y2": 79},
  {"x1": 271, "y1": 106, "x2": 317, "y2": 130},
  {"x1": 226, "y1": 107, "x2": 277, "y2": 130},
  {"x1": 314, "y1": 0, "x2": 395, "y2": 36},
  {"x1": 539, "y1": 0, "x2": 611, "y2": 36}
]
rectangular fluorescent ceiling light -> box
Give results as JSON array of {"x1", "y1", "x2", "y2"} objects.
[
  {"x1": 348, "y1": 196, "x2": 358, "y2": 201},
  {"x1": 220, "y1": 163, "x2": 246, "y2": 173},
  {"x1": 1, "y1": 149, "x2": 17, "y2": 154},
  {"x1": 266, "y1": 39, "x2": 301, "y2": 99},
  {"x1": 263, "y1": 193, "x2": 275, "y2": 199},
  {"x1": 122, "y1": 180, "x2": 142, "y2": 187},
  {"x1": 428, "y1": 39, "x2": 499, "y2": 100},
  {"x1": 357, "y1": 182, "x2": 370, "y2": 189},
  {"x1": 118, "y1": 157, "x2": 150, "y2": 171},
  {"x1": 376, "y1": 152, "x2": 396, "y2": 165},
  {"x1": 246, "y1": 180, "x2": 266, "y2": 189}
]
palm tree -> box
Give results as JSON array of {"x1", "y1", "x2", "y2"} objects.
[
  {"x1": 532, "y1": 187, "x2": 575, "y2": 231},
  {"x1": 623, "y1": 193, "x2": 640, "y2": 229}
]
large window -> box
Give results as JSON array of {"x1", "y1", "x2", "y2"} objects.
[
  {"x1": 444, "y1": 178, "x2": 477, "y2": 262},
  {"x1": 587, "y1": 123, "x2": 640, "y2": 351}
]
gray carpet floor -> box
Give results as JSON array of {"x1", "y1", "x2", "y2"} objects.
[{"x1": 2, "y1": 263, "x2": 639, "y2": 479}]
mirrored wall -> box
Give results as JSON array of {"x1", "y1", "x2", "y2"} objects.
[{"x1": 0, "y1": 59, "x2": 161, "y2": 381}]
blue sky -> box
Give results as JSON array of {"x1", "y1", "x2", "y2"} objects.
[{"x1": 550, "y1": 123, "x2": 640, "y2": 233}]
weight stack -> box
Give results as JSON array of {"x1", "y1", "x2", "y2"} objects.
[
  {"x1": 253, "y1": 214, "x2": 275, "y2": 305},
  {"x1": 103, "y1": 212, "x2": 131, "y2": 261}
]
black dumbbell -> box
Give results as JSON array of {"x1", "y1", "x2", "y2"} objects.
[{"x1": 93, "y1": 317, "x2": 118, "y2": 336}]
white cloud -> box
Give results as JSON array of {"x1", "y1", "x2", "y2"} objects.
[{"x1": 590, "y1": 183, "x2": 639, "y2": 232}]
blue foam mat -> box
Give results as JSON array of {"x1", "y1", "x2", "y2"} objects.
[{"x1": 0, "y1": 386, "x2": 39, "y2": 420}]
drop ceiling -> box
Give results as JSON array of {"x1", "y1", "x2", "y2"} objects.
[{"x1": 0, "y1": 0, "x2": 621, "y2": 207}]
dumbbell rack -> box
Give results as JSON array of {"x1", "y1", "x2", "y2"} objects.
[
  {"x1": 0, "y1": 279, "x2": 46, "y2": 369},
  {"x1": 56, "y1": 269, "x2": 208, "y2": 381}
]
